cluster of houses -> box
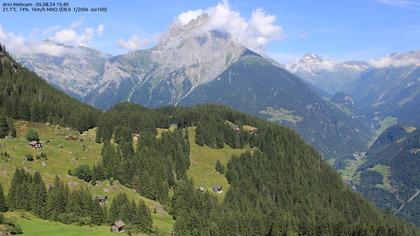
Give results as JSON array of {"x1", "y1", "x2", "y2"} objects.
[
  {"x1": 198, "y1": 185, "x2": 223, "y2": 194},
  {"x1": 28, "y1": 135, "x2": 78, "y2": 149}
]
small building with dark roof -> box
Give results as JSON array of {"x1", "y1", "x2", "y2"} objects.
[
  {"x1": 111, "y1": 220, "x2": 125, "y2": 232},
  {"x1": 95, "y1": 195, "x2": 108, "y2": 204},
  {"x1": 65, "y1": 136, "x2": 77, "y2": 141},
  {"x1": 232, "y1": 125, "x2": 240, "y2": 132},
  {"x1": 212, "y1": 185, "x2": 223, "y2": 193},
  {"x1": 28, "y1": 141, "x2": 42, "y2": 149}
]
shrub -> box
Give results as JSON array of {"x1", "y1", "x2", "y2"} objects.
[
  {"x1": 71, "y1": 165, "x2": 92, "y2": 182},
  {"x1": 26, "y1": 129, "x2": 39, "y2": 141},
  {"x1": 25, "y1": 154, "x2": 34, "y2": 162}
]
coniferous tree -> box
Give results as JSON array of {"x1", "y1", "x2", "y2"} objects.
[
  {"x1": 0, "y1": 183, "x2": 8, "y2": 212},
  {"x1": 136, "y1": 200, "x2": 152, "y2": 232},
  {"x1": 0, "y1": 116, "x2": 9, "y2": 138},
  {"x1": 45, "y1": 176, "x2": 68, "y2": 220},
  {"x1": 31, "y1": 172, "x2": 47, "y2": 217},
  {"x1": 90, "y1": 200, "x2": 104, "y2": 225},
  {"x1": 7, "y1": 168, "x2": 24, "y2": 209}
]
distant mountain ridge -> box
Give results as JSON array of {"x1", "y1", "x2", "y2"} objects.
[
  {"x1": 349, "y1": 64, "x2": 420, "y2": 127},
  {"x1": 286, "y1": 51, "x2": 420, "y2": 96},
  {"x1": 285, "y1": 53, "x2": 370, "y2": 94}
]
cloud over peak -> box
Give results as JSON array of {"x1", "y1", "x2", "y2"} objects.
[
  {"x1": 117, "y1": 35, "x2": 151, "y2": 50},
  {"x1": 0, "y1": 19, "x2": 104, "y2": 57},
  {"x1": 175, "y1": 0, "x2": 283, "y2": 51},
  {"x1": 48, "y1": 24, "x2": 104, "y2": 46}
]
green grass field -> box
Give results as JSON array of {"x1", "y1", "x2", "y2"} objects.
[
  {"x1": 186, "y1": 127, "x2": 253, "y2": 201},
  {"x1": 4, "y1": 211, "x2": 124, "y2": 236},
  {"x1": 370, "y1": 164, "x2": 393, "y2": 191},
  {"x1": 339, "y1": 157, "x2": 366, "y2": 182},
  {"x1": 0, "y1": 121, "x2": 174, "y2": 235}
]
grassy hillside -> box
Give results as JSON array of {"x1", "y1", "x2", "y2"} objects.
[
  {"x1": 186, "y1": 127, "x2": 253, "y2": 201},
  {"x1": 0, "y1": 121, "x2": 174, "y2": 235}
]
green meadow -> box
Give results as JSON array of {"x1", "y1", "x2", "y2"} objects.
[
  {"x1": 186, "y1": 127, "x2": 253, "y2": 201},
  {"x1": 0, "y1": 121, "x2": 174, "y2": 235}
]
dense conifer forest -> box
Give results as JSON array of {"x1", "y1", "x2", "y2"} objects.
[{"x1": 95, "y1": 103, "x2": 420, "y2": 235}]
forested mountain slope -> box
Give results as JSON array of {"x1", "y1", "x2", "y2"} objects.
[
  {"x1": 0, "y1": 46, "x2": 99, "y2": 132},
  {"x1": 356, "y1": 126, "x2": 420, "y2": 226},
  {"x1": 92, "y1": 103, "x2": 419, "y2": 235},
  {"x1": 349, "y1": 65, "x2": 420, "y2": 127}
]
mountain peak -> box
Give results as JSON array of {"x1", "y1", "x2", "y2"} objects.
[
  {"x1": 303, "y1": 53, "x2": 324, "y2": 61},
  {"x1": 286, "y1": 53, "x2": 337, "y2": 75}
]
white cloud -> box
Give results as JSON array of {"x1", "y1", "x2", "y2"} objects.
[
  {"x1": 369, "y1": 52, "x2": 420, "y2": 67},
  {"x1": 0, "y1": 25, "x2": 71, "y2": 56},
  {"x1": 48, "y1": 24, "x2": 104, "y2": 46},
  {"x1": 117, "y1": 35, "x2": 151, "y2": 50},
  {"x1": 176, "y1": 0, "x2": 283, "y2": 51},
  {"x1": 178, "y1": 9, "x2": 204, "y2": 25},
  {"x1": 0, "y1": 19, "x2": 104, "y2": 56},
  {"x1": 0, "y1": 25, "x2": 27, "y2": 53}
]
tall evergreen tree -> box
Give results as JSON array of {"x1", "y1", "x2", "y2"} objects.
[
  {"x1": 90, "y1": 200, "x2": 104, "y2": 225},
  {"x1": 0, "y1": 116, "x2": 9, "y2": 138},
  {"x1": 45, "y1": 176, "x2": 68, "y2": 220},
  {"x1": 136, "y1": 200, "x2": 152, "y2": 232},
  {"x1": 7, "y1": 168, "x2": 24, "y2": 209},
  {"x1": 31, "y1": 172, "x2": 47, "y2": 217}
]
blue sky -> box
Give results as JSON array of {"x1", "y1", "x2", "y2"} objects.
[{"x1": 0, "y1": 0, "x2": 419, "y2": 62}]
